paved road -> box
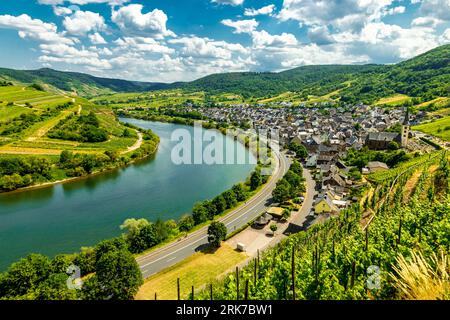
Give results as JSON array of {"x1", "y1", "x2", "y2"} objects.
[
  {"x1": 290, "y1": 168, "x2": 316, "y2": 227},
  {"x1": 136, "y1": 146, "x2": 290, "y2": 279}
]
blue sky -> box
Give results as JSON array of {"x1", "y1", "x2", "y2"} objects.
[{"x1": 0, "y1": 0, "x2": 449, "y2": 83}]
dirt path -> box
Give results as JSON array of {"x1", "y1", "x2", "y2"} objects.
[
  {"x1": 25, "y1": 109, "x2": 75, "y2": 142},
  {"x1": 121, "y1": 130, "x2": 143, "y2": 154}
]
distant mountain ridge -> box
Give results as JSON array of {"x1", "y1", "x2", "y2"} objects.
[
  {"x1": 0, "y1": 67, "x2": 174, "y2": 97},
  {"x1": 0, "y1": 44, "x2": 449, "y2": 103}
]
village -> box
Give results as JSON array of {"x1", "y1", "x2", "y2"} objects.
[{"x1": 175, "y1": 102, "x2": 433, "y2": 222}]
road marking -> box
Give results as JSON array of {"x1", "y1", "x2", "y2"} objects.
[{"x1": 140, "y1": 235, "x2": 206, "y2": 269}]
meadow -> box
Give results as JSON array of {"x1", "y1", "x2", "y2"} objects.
[{"x1": 414, "y1": 116, "x2": 450, "y2": 142}]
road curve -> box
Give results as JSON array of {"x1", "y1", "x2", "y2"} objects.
[{"x1": 136, "y1": 144, "x2": 290, "y2": 279}]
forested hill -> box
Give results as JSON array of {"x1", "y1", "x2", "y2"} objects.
[
  {"x1": 338, "y1": 44, "x2": 450, "y2": 103},
  {"x1": 1, "y1": 44, "x2": 449, "y2": 102},
  {"x1": 181, "y1": 65, "x2": 384, "y2": 99},
  {"x1": 0, "y1": 68, "x2": 171, "y2": 97},
  {"x1": 184, "y1": 44, "x2": 450, "y2": 102}
]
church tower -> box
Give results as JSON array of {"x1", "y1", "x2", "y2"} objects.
[{"x1": 401, "y1": 108, "x2": 410, "y2": 147}]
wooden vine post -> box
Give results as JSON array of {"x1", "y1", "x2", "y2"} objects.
[
  {"x1": 291, "y1": 248, "x2": 296, "y2": 300},
  {"x1": 236, "y1": 266, "x2": 240, "y2": 300}
]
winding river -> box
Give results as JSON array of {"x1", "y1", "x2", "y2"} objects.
[{"x1": 0, "y1": 119, "x2": 256, "y2": 270}]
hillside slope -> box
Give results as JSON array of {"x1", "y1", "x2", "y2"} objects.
[
  {"x1": 340, "y1": 44, "x2": 450, "y2": 104},
  {"x1": 196, "y1": 151, "x2": 449, "y2": 300},
  {"x1": 0, "y1": 68, "x2": 171, "y2": 97}
]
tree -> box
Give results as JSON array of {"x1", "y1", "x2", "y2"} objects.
[
  {"x1": 127, "y1": 224, "x2": 158, "y2": 254},
  {"x1": 94, "y1": 238, "x2": 128, "y2": 264},
  {"x1": 83, "y1": 249, "x2": 143, "y2": 300},
  {"x1": 120, "y1": 218, "x2": 150, "y2": 239},
  {"x1": 0, "y1": 254, "x2": 50, "y2": 298},
  {"x1": 288, "y1": 142, "x2": 308, "y2": 160},
  {"x1": 272, "y1": 179, "x2": 291, "y2": 203},
  {"x1": 207, "y1": 221, "x2": 227, "y2": 248},
  {"x1": 50, "y1": 254, "x2": 74, "y2": 274},
  {"x1": 73, "y1": 247, "x2": 96, "y2": 277},
  {"x1": 154, "y1": 219, "x2": 170, "y2": 243},
  {"x1": 388, "y1": 141, "x2": 399, "y2": 150},
  {"x1": 250, "y1": 169, "x2": 262, "y2": 191},
  {"x1": 212, "y1": 195, "x2": 227, "y2": 214},
  {"x1": 270, "y1": 224, "x2": 278, "y2": 235},
  {"x1": 59, "y1": 150, "x2": 73, "y2": 165},
  {"x1": 232, "y1": 183, "x2": 247, "y2": 202},
  {"x1": 203, "y1": 200, "x2": 218, "y2": 219},
  {"x1": 290, "y1": 160, "x2": 304, "y2": 177},
  {"x1": 223, "y1": 190, "x2": 237, "y2": 209},
  {"x1": 282, "y1": 209, "x2": 291, "y2": 221},
  {"x1": 178, "y1": 214, "x2": 195, "y2": 232},
  {"x1": 192, "y1": 202, "x2": 209, "y2": 225},
  {"x1": 34, "y1": 273, "x2": 78, "y2": 300}
]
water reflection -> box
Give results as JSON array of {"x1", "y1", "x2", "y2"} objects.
[{"x1": 0, "y1": 186, "x2": 55, "y2": 210}]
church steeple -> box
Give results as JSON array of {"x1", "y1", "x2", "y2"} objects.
[
  {"x1": 401, "y1": 108, "x2": 410, "y2": 147},
  {"x1": 403, "y1": 108, "x2": 410, "y2": 126}
]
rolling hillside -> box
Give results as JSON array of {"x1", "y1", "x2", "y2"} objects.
[{"x1": 0, "y1": 68, "x2": 171, "y2": 97}]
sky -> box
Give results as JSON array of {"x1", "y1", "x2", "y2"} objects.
[{"x1": 0, "y1": 0, "x2": 449, "y2": 83}]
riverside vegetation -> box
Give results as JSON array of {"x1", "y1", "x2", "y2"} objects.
[
  {"x1": 0, "y1": 162, "x2": 269, "y2": 300},
  {"x1": 0, "y1": 85, "x2": 160, "y2": 192},
  {"x1": 193, "y1": 151, "x2": 449, "y2": 300}
]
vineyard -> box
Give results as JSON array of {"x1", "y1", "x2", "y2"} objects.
[{"x1": 193, "y1": 151, "x2": 449, "y2": 300}]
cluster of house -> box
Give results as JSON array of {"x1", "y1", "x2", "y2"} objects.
[{"x1": 182, "y1": 103, "x2": 420, "y2": 217}]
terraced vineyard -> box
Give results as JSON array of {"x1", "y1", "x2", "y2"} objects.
[
  {"x1": 194, "y1": 151, "x2": 449, "y2": 300},
  {"x1": 414, "y1": 116, "x2": 450, "y2": 142},
  {"x1": 0, "y1": 85, "x2": 160, "y2": 192}
]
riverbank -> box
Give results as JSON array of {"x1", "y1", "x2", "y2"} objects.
[
  {"x1": 0, "y1": 129, "x2": 160, "y2": 195},
  {"x1": 0, "y1": 119, "x2": 257, "y2": 271}
]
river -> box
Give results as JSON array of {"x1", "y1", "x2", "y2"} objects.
[{"x1": 0, "y1": 119, "x2": 256, "y2": 270}]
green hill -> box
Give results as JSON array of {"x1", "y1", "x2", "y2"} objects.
[
  {"x1": 0, "y1": 68, "x2": 171, "y2": 98},
  {"x1": 196, "y1": 152, "x2": 449, "y2": 300},
  {"x1": 182, "y1": 65, "x2": 383, "y2": 99},
  {"x1": 340, "y1": 44, "x2": 450, "y2": 104}
]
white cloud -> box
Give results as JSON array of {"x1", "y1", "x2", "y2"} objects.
[
  {"x1": 244, "y1": 4, "x2": 276, "y2": 16},
  {"x1": 53, "y1": 6, "x2": 72, "y2": 16},
  {"x1": 411, "y1": 16, "x2": 443, "y2": 28},
  {"x1": 169, "y1": 36, "x2": 247, "y2": 59},
  {"x1": 356, "y1": 22, "x2": 439, "y2": 60},
  {"x1": 384, "y1": 6, "x2": 406, "y2": 16},
  {"x1": 0, "y1": 14, "x2": 73, "y2": 44},
  {"x1": 63, "y1": 10, "x2": 106, "y2": 36},
  {"x1": 221, "y1": 19, "x2": 259, "y2": 34},
  {"x1": 89, "y1": 32, "x2": 107, "y2": 44},
  {"x1": 307, "y1": 26, "x2": 335, "y2": 45},
  {"x1": 111, "y1": 4, "x2": 175, "y2": 38},
  {"x1": 114, "y1": 37, "x2": 174, "y2": 54},
  {"x1": 418, "y1": 0, "x2": 450, "y2": 21},
  {"x1": 439, "y1": 28, "x2": 450, "y2": 43},
  {"x1": 38, "y1": 43, "x2": 112, "y2": 69},
  {"x1": 38, "y1": 0, "x2": 128, "y2": 5},
  {"x1": 277, "y1": 0, "x2": 396, "y2": 32},
  {"x1": 251, "y1": 30, "x2": 298, "y2": 48},
  {"x1": 211, "y1": 0, "x2": 244, "y2": 6}
]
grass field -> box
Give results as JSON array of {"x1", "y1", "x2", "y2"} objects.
[
  {"x1": 0, "y1": 104, "x2": 32, "y2": 121},
  {"x1": 413, "y1": 116, "x2": 450, "y2": 141},
  {"x1": 136, "y1": 245, "x2": 247, "y2": 300},
  {"x1": 0, "y1": 86, "x2": 140, "y2": 155},
  {"x1": 92, "y1": 90, "x2": 207, "y2": 109},
  {"x1": 374, "y1": 94, "x2": 411, "y2": 106}
]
